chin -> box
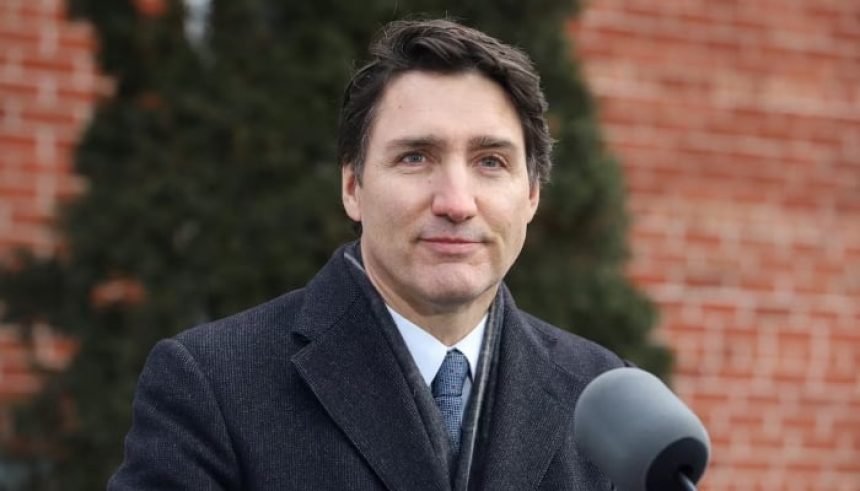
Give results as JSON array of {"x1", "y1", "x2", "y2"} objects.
[
  {"x1": 419, "y1": 277, "x2": 496, "y2": 307},
  {"x1": 425, "y1": 289, "x2": 481, "y2": 307}
]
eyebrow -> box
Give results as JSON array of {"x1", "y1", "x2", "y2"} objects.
[
  {"x1": 467, "y1": 135, "x2": 517, "y2": 152},
  {"x1": 384, "y1": 135, "x2": 519, "y2": 153},
  {"x1": 385, "y1": 136, "x2": 445, "y2": 152}
]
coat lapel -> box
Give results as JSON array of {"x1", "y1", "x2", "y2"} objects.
[
  {"x1": 290, "y1": 248, "x2": 449, "y2": 491},
  {"x1": 476, "y1": 301, "x2": 587, "y2": 490}
]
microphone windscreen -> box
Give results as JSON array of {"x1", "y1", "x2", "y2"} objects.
[{"x1": 573, "y1": 367, "x2": 710, "y2": 491}]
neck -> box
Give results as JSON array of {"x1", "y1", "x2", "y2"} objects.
[
  {"x1": 355, "y1": 240, "x2": 499, "y2": 345},
  {"x1": 389, "y1": 296, "x2": 493, "y2": 346},
  {"x1": 366, "y1": 275, "x2": 497, "y2": 346}
]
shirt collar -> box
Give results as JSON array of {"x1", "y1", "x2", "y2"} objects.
[{"x1": 387, "y1": 306, "x2": 487, "y2": 387}]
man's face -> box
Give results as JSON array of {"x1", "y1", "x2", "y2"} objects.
[{"x1": 342, "y1": 70, "x2": 539, "y2": 317}]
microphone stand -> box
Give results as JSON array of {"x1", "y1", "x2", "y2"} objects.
[{"x1": 678, "y1": 473, "x2": 698, "y2": 491}]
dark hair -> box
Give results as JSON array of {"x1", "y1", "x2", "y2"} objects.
[{"x1": 337, "y1": 19, "x2": 552, "y2": 186}]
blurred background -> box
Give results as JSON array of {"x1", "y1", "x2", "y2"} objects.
[{"x1": 0, "y1": 0, "x2": 857, "y2": 489}]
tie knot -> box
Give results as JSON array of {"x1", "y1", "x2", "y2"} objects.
[{"x1": 432, "y1": 349, "x2": 470, "y2": 398}]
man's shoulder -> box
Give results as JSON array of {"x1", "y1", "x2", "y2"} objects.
[
  {"x1": 516, "y1": 309, "x2": 627, "y2": 378},
  {"x1": 172, "y1": 287, "x2": 308, "y2": 359},
  {"x1": 158, "y1": 245, "x2": 362, "y2": 367}
]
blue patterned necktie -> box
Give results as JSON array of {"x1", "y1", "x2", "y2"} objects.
[{"x1": 432, "y1": 349, "x2": 470, "y2": 457}]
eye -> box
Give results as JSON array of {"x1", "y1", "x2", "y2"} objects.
[
  {"x1": 477, "y1": 155, "x2": 505, "y2": 169},
  {"x1": 399, "y1": 152, "x2": 426, "y2": 165}
]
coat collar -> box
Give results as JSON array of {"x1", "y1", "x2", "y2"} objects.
[
  {"x1": 472, "y1": 288, "x2": 587, "y2": 490},
  {"x1": 291, "y1": 245, "x2": 449, "y2": 491},
  {"x1": 290, "y1": 245, "x2": 583, "y2": 490}
]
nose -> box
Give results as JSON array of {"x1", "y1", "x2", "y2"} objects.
[{"x1": 430, "y1": 163, "x2": 477, "y2": 223}]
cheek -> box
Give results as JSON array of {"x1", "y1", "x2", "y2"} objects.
[
  {"x1": 362, "y1": 185, "x2": 419, "y2": 232},
  {"x1": 486, "y1": 194, "x2": 532, "y2": 234}
]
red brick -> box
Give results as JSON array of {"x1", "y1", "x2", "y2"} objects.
[
  {"x1": 575, "y1": 0, "x2": 860, "y2": 487},
  {"x1": 0, "y1": 0, "x2": 858, "y2": 487},
  {"x1": 57, "y1": 28, "x2": 98, "y2": 51},
  {"x1": 0, "y1": 28, "x2": 40, "y2": 51},
  {"x1": 19, "y1": 53, "x2": 78, "y2": 74},
  {"x1": 0, "y1": 131, "x2": 38, "y2": 151},
  {"x1": 0, "y1": 0, "x2": 100, "y2": 406}
]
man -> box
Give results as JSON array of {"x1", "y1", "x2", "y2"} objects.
[{"x1": 110, "y1": 19, "x2": 625, "y2": 490}]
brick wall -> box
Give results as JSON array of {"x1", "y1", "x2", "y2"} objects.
[
  {"x1": 571, "y1": 1, "x2": 860, "y2": 490},
  {"x1": 0, "y1": 0, "x2": 101, "y2": 431},
  {"x1": 1, "y1": 0, "x2": 858, "y2": 489}
]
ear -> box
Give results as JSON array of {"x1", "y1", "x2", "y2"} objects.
[
  {"x1": 342, "y1": 164, "x2": 362, "y2": 222},
  {"x1": 526, "y1": 182, "x2": 540, "y2": 223}
]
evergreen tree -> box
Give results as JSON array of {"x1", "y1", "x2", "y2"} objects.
[{"x1": 0, "y1": 0, "x2": 670, "y2": 488}]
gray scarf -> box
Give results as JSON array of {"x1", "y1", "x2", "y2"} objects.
[{"x1": 343, "y1": 242, "x2": 505, "y2": 491}]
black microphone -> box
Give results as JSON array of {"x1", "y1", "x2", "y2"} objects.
[{"x1": 573, "y1": 367, "x2": 710, "y2": 491}]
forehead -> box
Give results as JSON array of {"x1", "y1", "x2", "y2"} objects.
[{"x1": 368, "y1": 70, "x2": 525, "y2": 151}]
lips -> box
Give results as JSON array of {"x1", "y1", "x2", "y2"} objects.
[
  {"x1": 419, "y1": 236, "x2": 483, "y2": 255},
  {"x1": 423, "y1": 236, "x2": 477, "y2": 243}
]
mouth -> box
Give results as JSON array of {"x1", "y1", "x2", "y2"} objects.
[{"x1": 418, "y1": 236, "x2": 483, "y2": 255}]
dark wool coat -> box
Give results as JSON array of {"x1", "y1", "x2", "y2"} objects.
[{"x1": 109, "y1": 244, "x2": 624, "y2": 490}]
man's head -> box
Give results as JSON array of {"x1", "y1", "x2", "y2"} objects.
[
  {"x1": 339, "y1": 20, "x2": 549, "y2": 337},
  {"x1": 338, "y1": 19, "x2": 552, "y2": 187}
]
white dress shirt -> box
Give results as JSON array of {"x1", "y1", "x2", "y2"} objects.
[{"x1": 386, "y1": 306, "x2": 486, "y2": 408}]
